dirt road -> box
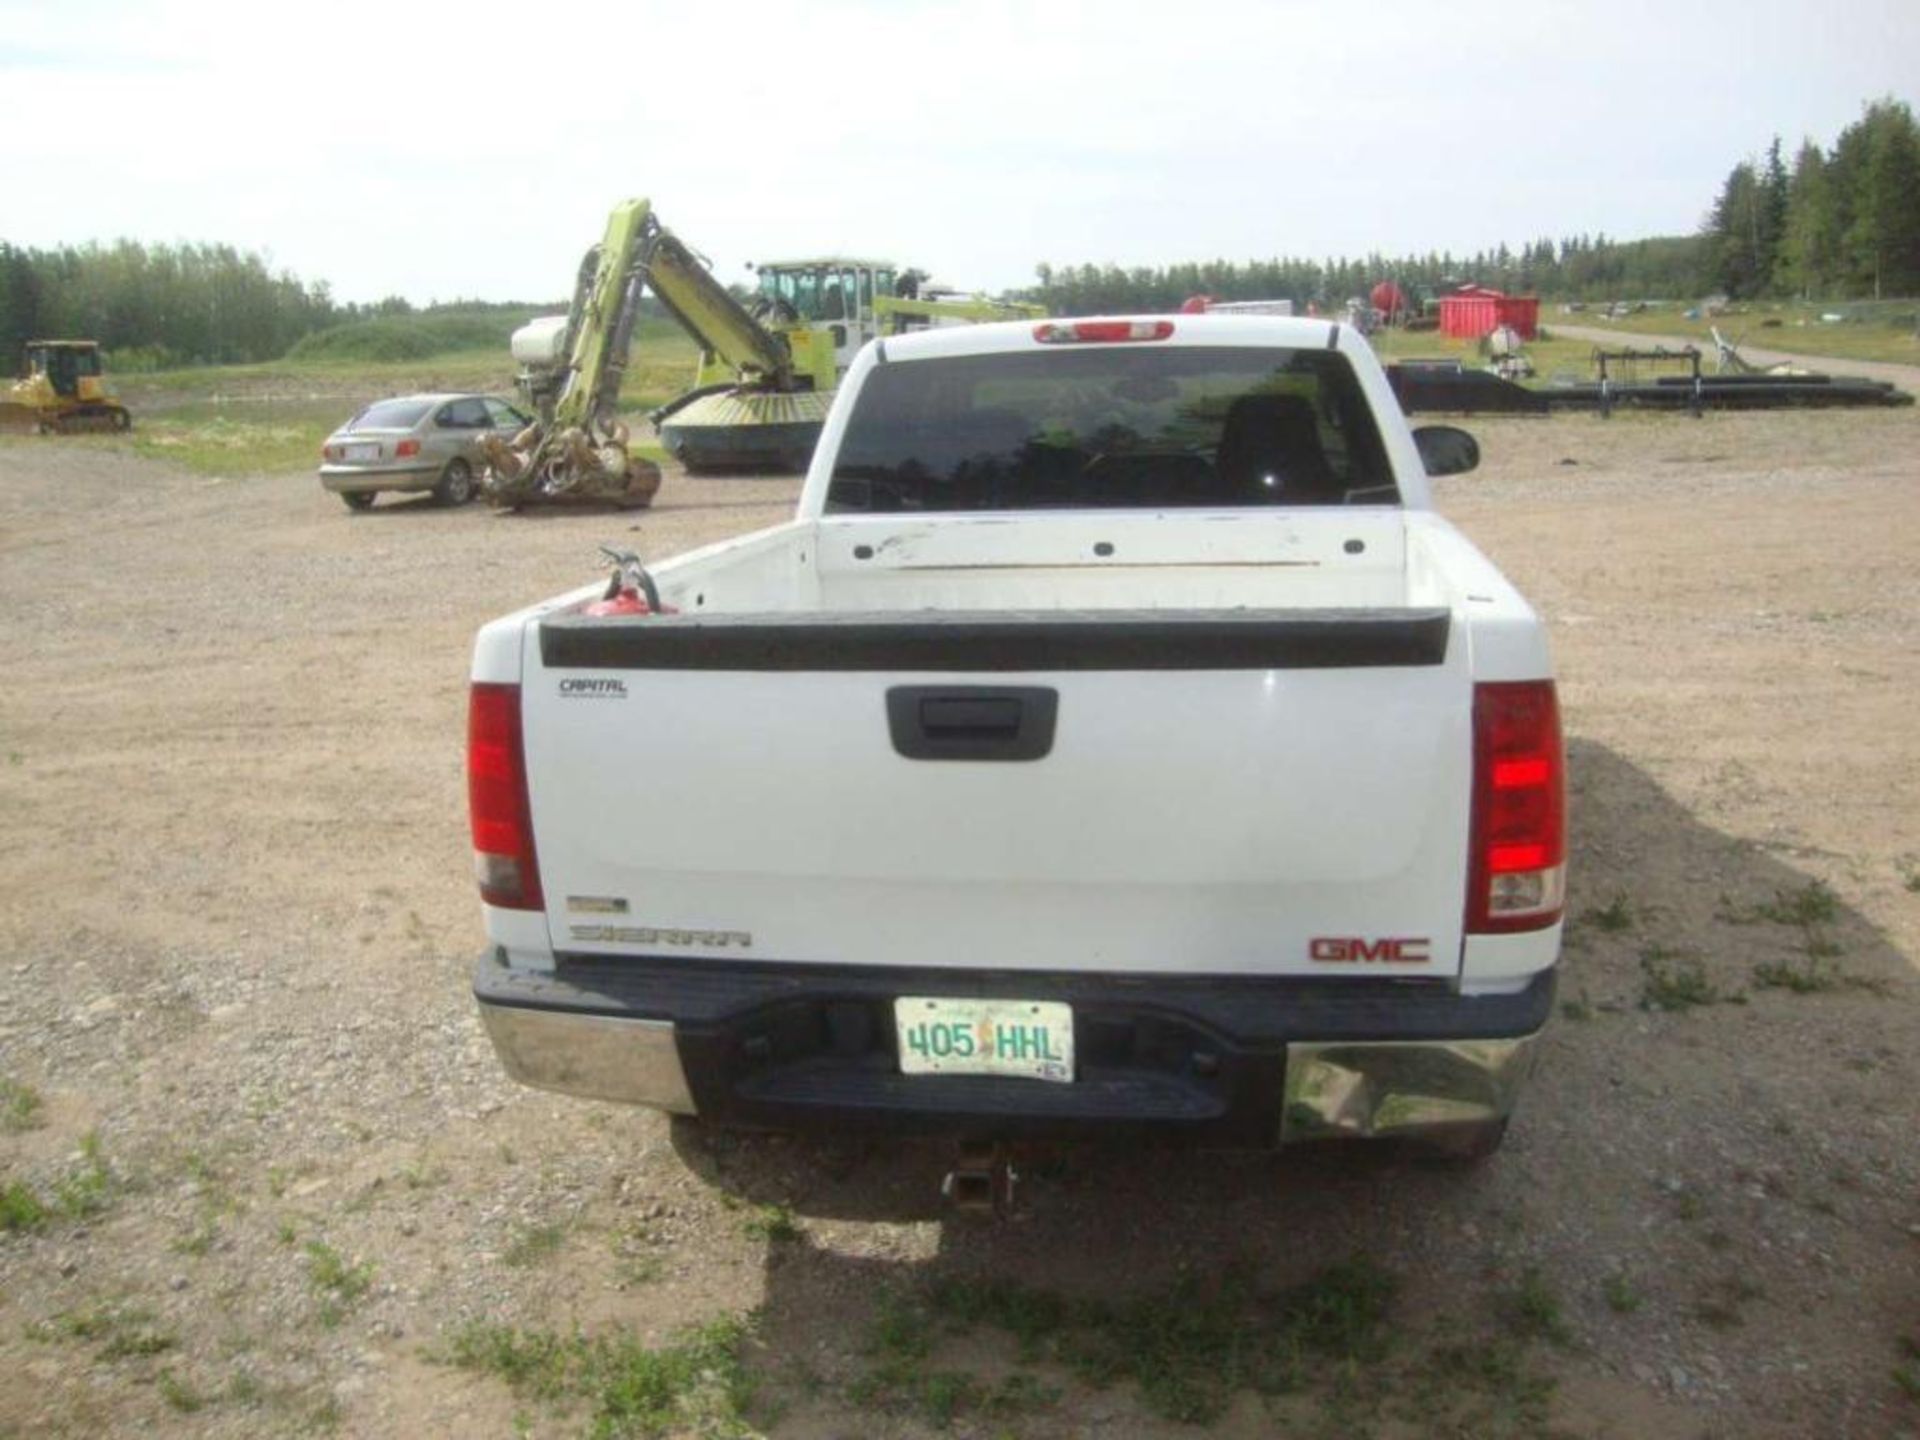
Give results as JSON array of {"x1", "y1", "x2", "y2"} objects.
[
  {"x1": 1548, "y1": 321, "x2": 1920, "y2": 391},
  {"x1": 1, "y1": 414, "x2": 1916, "y2": 1438}
]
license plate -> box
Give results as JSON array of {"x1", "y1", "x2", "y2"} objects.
[
  {"x1": 342, "y1": 442, "x2": 380, "y2": 461},
  {"x1": 894, "y1": 997, "x2": 1073, "y2": 1083}
]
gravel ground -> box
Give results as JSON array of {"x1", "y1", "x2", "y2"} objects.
[{"x1": 0, "y1": 411, "x2": 1916, "y2": 1439}]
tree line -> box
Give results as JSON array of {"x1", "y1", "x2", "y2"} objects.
[
  {"x1": 1706, "y1": 99, "x2": 1920, "y2": 300},
  {"x1": 7, "y1": 97, "x2": 1912, "y2": 368},
  {"x1": 0, "y1": 239, "x2": 356, "y2": 369},
  {"x1": 1029, "y1": 233, "x2": 1707, "y2": 316},
  {"x1": 1030, "y1": 98, "x2": 1916, "y2": 315}
]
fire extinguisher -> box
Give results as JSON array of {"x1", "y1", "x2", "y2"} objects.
[{"x1": 585, "y1": 547, "x2": 675, "y2": 617}]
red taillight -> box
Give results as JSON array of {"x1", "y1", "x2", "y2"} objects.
[
  {"x1": 468, "y1": 682, "x2": 543, "y2": 910},
  {"x1": 1467, "y1": 681, "x2": 1565, "y2": 933},
  {"x1": 1033, "y1": 320, "x2": 1175, "y2": 344},
  {"x1": 395, "y1": 438, "x2": 421, "y2": 458},
  {"x1": 322, "y1": 444, "x2": 339, "y2": 461}
]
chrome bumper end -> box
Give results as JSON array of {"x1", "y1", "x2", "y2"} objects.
[
  {"x1": 477, "y1": 1002, "x2": 696, "y2": 1115},
  {"x1": 1279, "y1": 1034, "x2": 1540, "y2": 1146}
]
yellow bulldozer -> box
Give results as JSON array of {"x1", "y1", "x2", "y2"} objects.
[{"x1": 0, "y1": 340, "x2": 132, "y2": 433}]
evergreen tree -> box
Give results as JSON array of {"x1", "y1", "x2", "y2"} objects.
[
  {"x1": 1777, "y1": 140, "x2": 1838, "y2": 297},
  {"x1": 1845, "y1": 100, "x2": 1920, "y2": 298},
  {"x1": 1705, "y1": 161, "x2": 1766, "y2": 297}
]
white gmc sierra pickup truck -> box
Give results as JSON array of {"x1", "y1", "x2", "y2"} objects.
[{"x1": 468, "y1": 314, "x2": 1564, "y2": 1159}]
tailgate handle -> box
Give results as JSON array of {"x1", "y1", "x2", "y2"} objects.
[{"x1": 887, "y1": 686, "x2": 1058, "y2": 761}]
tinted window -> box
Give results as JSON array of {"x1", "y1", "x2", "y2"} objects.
[
  {"x1": 348, "y1": 399, "x2": 433, "y2": 431},
  {"x1": 826, "y1": 346, "x2": 1397, "y2": 513}
]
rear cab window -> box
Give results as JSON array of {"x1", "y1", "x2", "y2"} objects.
[{"x1": 827, "y1": 345, "x2": 1399, "y2": 513}]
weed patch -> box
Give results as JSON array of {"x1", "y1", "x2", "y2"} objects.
[
  {"x1": 53, "y1": 1132, "x2": 117, "y2": 1218},
  {"x1": 1502, "y1": 1268, "x2": 1572, "y2": 1347},
  {"x1": 1408, "y1": 1337, "x2": 1556, "y2": 1436},
  {"x1": 1602, "y1": 1273, "x2": 1642, "y2": 1314},
  {"x1": 446, "y1": 1315, "x2": 754, "y2": 1438},
  {"x1": 1638, "y1": 949, "x2": 1724, "y2": 1011},
  {"x1": 2, "y1": 1133, "x2": 120, "y2": 1231},
  {"x1": 305, "y1": 1240, "x2": 374, "y2": 1326},
  {"x1": 738, "y1": 1204, "x2": 801, "y2": 1245},
  {"x1": 857, "y1": 1258, "x2": 1397, "y2": 1426},
  {"x1": 503, "y1": 1222, "x2": 566, "y2": 1268},
  {"x1": 0, "y1": 1078, "x2": 46, "y2": 1133},
  {"x1": 609, "y1": 1222, "x2": 667, "y2": 1286},
  {"x1": 28, "y1": 1302, "x2": 178, "y2": 1360},
  {"x1": 1580, "y1": 895, "x2": 1636, "y2": 933},
  {"x1": 157, "y1": 1369, "x2": 206, "y2": 1413},
  {"x1": 0, "y1": 1178, "x2": 48, "y2": 1232},
  {"x1": 1896, "y1": 1336, "x2": 1920, "y2": 1401},
  {"x1": 1721, "y1": 880, "x2": 1846, "y2": 959},
  {"x1": 1752, "y1": 957, "x2": 1887, "y2": 996}
]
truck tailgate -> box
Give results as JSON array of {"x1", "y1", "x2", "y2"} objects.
[{"x1": 521, "y1": 607, "x2": 1470, "y2": 979}]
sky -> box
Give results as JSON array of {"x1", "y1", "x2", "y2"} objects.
[{"x1": 3, "y1": 0, "x2": 1916, "y2": 305}]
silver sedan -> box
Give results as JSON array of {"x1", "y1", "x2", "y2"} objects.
[{"x1": 319, "y1": 393, "x2": 531, "y2": 511}]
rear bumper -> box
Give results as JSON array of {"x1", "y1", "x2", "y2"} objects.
[
  {"x1": 319, "y1": 464, "x2": 439, "y2": 493},
  {"x1": 473, "y1": 954, "x2": 1552, "y2": 1148}
]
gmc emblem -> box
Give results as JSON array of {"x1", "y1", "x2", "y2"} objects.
[{"x1": 1310, "y1": 937, "x2": 1432, "y2": 963}]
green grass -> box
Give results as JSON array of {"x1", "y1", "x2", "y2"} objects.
[
  {"x1": 128, "y1": 404, "x2": 338, "y2": 478},
  {"x1": 283, "y1": 310, "x2": 533, "y2": 365},
  {"x1": 445, "y1": 1315, "x2": 755, "y2": 1438},
  {"x1": 1368, "y1": 326, "x2": 1601, "y2": 384},
  {"x1": 1602, "y1": 1273, "x2": 1642, "y2": 1315},
  {"x1": 1749, "y1": 880, "x2": 1839, "y2": 928},
  {"x1": 107, "y1": 316, "x2": 701, "y2": 479},
  {"x1": 0, "y1": 1179, "x2": 49, "y2": 1231},
  {"x1": 123, "y1": 315, "x2": 696, "y2": 400},
  {"x1": 28, "y1": 1302, "x2": 178, "y2": 1360},
  {"x1": 1502, "y1": 1268, "x2": 1572, "y2": 1348},
  {"x1": 738, "y1": 1204, "x2": 801, "y2": 1245},
  {"x1": 53, "y1": 1133, "x2": 116, "y2": 1219},
  {"x1": 502, "y1": 1222, "x2": 567, "y2": 1268},
  {"x1": 305, "y1": 1239, "x2": 374, "y2": 1326},
  {"x1": 4, "y1": 1132, "x2": 119, "y2": 1231},
  {"x1": 157, "y1": 1369, "x2": 206, "y2": 1413},
  {"x1": 1566, "y1": 301, "x2": 1920, "y2": 367},
  {"x1": 0, "y1": 1078, "x2": 46, "y2": 1133},
  {"x1": 855, "y1": 1258, "x2": 1400, "y2": 1427}
]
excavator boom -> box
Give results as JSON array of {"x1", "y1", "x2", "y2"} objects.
[
  {"x1": 643, "y1": 229, "x2": 790, "y2": 388},
  {"x1": 483, "y1": 197, "x2": 805, "y2": 508},
  {"x1": 484, "y1": 196, "x2": 1048, "y2": 505}
]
